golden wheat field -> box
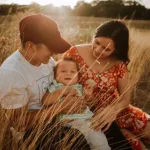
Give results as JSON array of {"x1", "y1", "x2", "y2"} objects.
[{"x1": 0, "y1": 11, "x2": 150, "y2": 149}]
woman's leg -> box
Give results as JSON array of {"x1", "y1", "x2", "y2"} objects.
[
  {"x1": 117, "y1": 105, "x2": 150, "y2": 138},
  {"x1": 138, "y1": 120, "x2": 150, "y2": 139},
  {"x1": 122, "y1": 129, "x2": 148, "y2": 150},
  {"x1": 104, "y1": 122, "x2": 133, "y2": 150},
  {"x1": 116, "y1": 105, "x2": 150, "y2": 149}
]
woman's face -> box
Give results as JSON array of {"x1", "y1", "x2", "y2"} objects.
[{"x1": 92, "y1": 37, "x2": 115, "y2": 59}]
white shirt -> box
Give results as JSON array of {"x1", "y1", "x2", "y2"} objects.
[{"x1": 0, "y1": 50, "x2": 55, "y2": 110}]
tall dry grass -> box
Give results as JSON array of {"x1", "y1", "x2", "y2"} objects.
[{"x1": 0, "y1": 11, "x2": 150, "y2": 149}]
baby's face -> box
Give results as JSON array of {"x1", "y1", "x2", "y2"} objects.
[{"x1": 56, "y1": 60, "x2": 79, "y2": 85}]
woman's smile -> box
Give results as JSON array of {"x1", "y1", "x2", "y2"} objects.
[{"x1": 93, "y1": 49, "x2": 101, "y2": 58}]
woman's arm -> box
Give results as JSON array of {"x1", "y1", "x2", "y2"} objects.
[
  {"x1": 91, "y1": 73, "x2": 133, "y2": 132},
  {"x1": 115, "y1": 73, "x2": 132, "y2": 111}
]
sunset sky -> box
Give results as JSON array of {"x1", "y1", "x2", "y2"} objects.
[{"x1": 0, "y1": 0, "x2": 149, "y2": 8}]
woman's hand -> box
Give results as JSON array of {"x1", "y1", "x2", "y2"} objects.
[{"x1": 91, "y1": 104, "x2": 119, "y2": 132}]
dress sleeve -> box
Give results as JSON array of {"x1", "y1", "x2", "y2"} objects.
[
  {"x1": 63, "y1": 46, "x2": 77, "y2": 61},
  {"x1": 116, "y1": 62, "x2": 128, "y2": 79},
  {"x1": 0, "y1": 69, "x2": 28, "y2": 109}
]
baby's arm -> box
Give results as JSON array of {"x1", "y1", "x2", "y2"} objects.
[{"x1": 42, "y1": 86, "x2": 77, "y2": 107}]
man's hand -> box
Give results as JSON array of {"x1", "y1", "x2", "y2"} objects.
[{"x1": 42, "y1": 86, "x2": 78, "y2": 107}]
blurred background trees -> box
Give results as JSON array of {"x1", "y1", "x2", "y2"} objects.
[{"x1": 0, "y1": 0, "x2": 150, "y2": 20}]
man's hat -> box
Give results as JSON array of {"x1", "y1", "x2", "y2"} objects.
[{"x1": 19, "y1": 14, "x2": 71, "y2": 53}]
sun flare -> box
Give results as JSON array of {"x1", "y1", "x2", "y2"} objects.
[
  {"x1": 15, "y1": 0, "x2": 81, "y2": 7},
  {"x1": 35, "y1": 0, "x2": 71, "y2": 6}
]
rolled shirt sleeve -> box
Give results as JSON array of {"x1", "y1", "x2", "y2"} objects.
[{"x1": 0, "y1": 69, "x2": 28, "y2": 109}]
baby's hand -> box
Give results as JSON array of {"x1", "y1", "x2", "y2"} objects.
[
  {"x1": 84, "y1": 79, "x2": 96, "y2": 96},
  {"x1": 83, "y1": 85, "x2": 94, "y2": 96},
  {"x1": 83, "y1": 85, "x2": 95, "y2": 106}
]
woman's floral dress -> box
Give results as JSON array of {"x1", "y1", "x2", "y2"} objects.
[{"x1": 64, "y1": 46, "x2": 149, "y2": 150}]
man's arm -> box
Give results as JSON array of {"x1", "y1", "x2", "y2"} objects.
[
  {"x1": 0, "y1": 69, "x2": 30, "y2": 130},
  {"x1": 42, "y1": 86, "x2": 77, "y2": 107},
  {"x1": 0, "y1": 70, "x2": 86, "y2": 129},
  {"x1": 0, "y1": 70, "x2": 28, "y2": 109},
  {"x1": 4, "y1": 93, "x2": 87, "y2": 131}
]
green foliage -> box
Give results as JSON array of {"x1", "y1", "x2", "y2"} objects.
[
  {"x1": 0, "y1": 4, "x2": 29, "y2": 15},
  {"x1": 0, "y1": 0, "x2": 150, "y2": 20},
  {"x1": 73, "y1": 0, "x2": 150, "y2": 20}
]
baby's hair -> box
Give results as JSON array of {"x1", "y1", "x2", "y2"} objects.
[{"x1": 54, "y1": 58, "x2": 79, "y2": 78}]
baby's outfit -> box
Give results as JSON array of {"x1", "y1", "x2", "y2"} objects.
[{"x1": 48, "y1": 80, "x2": 111, "y2": 150}]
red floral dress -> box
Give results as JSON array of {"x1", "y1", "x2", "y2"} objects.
[{"x1": 64, "y1": 46, "x2": 148, "y2": 149}]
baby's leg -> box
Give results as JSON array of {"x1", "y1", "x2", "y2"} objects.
[
  {"x1": 71, "y1": 119, "x2": 111, "y2": 150},
  {"x1": 87, "y1": 129, "x2": 111, "y2": 150}
]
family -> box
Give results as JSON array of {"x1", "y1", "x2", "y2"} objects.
[{"x1": 0, "y1": 14, "x2": 150, "y2": 150}]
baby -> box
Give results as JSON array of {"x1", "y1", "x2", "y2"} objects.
[{"x1": 43, "y1": 58, "x2": 111, "y2": 150}]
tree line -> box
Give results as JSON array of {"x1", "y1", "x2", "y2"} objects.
[{"x1": 0, "y1": 0, "x2": 150, "y2": 20}]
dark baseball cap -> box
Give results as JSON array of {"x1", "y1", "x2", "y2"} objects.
[{"x1": 19, "y1": 14, "x2": 71, "y2": 53}]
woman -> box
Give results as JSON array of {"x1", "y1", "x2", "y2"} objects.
[{"x1": 64, "y1": 20, "x2": 150, "y2": 149}]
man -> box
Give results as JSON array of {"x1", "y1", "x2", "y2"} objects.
[{"x1": 0, "y1": 14, "x2": 89, "y2": 149}]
